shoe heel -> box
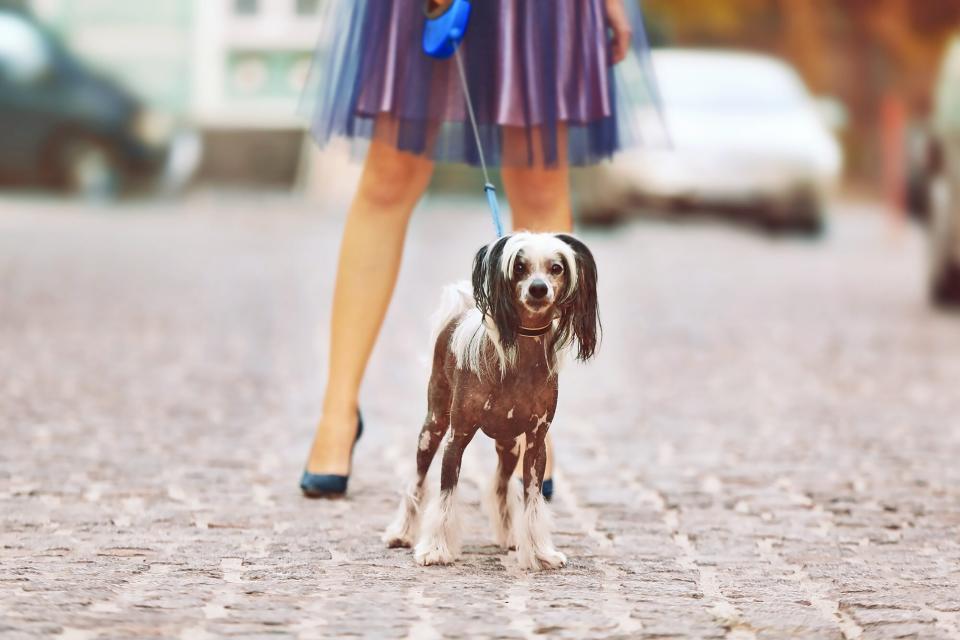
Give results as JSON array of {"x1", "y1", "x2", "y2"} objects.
[{"x1": 300, "y1": 409, "x2": 363, "y2": 498}]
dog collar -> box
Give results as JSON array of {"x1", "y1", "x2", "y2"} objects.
[{"x1": 517, "y1": 322, "x2": 554, "y2": 338}]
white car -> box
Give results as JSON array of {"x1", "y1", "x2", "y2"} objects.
[{"x1": 576, "y1": 49, "x2": 844, "y2": 233}]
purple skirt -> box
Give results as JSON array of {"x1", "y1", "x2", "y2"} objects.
[{"x1": 300, "y1": 0, "x2": 664, "y2": 168}]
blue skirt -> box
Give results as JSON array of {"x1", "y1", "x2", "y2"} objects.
[{"x1": 300, "y1": 0, "x2": 664, "y2": 168}]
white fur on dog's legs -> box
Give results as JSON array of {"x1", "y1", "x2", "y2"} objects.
[
  {"x1": 515, "y1": 487, "x2": 566, "y2": 571},
  {"x1": 484, "y1": 473, "x2": 521, "y2": 550},
  {"x1": 382, "y1": 480, "x2": 427, "y2": 549},
  {"x1": 414, "y1": 489, "x2": 462, "y2": 566}
]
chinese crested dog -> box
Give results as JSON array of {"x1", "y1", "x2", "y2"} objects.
[{"x1": 383, "y1": 232, "x2": 600, "y2": 570}]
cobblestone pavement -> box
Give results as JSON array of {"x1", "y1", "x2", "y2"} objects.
[{"x1": 1, "y1": 193, "x2": 959, "y2": 639}]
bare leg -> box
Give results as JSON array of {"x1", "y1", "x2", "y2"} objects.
[
  {"x1": 383, "y1": 370, "x2": 451, "y2": 548},
  {"x1": 516, "y1": 428, "x2": 566, "y2": 571},
  {"x1": 485, "y1": 437, "x2": 522, "y2": 550},
  {"x1": 306, "y1": 139, "x2": 434, "y2": 475},
  {"x1": 414, "y1": 412, "x2": 478, "y2": 566},
  {"x1": 501, "y1": 129, "x2": 572, "y2": 485}
]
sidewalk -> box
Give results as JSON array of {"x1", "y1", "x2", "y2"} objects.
[{"x1": 1, "y1": 195, "x2": 959, "y2": 639}]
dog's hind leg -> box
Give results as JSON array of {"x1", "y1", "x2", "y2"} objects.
[
  {"x1": 414, "y1": 411, "x2": 477, "y2": 566},
  {"x1": 516, "y1": 430, "x2": 566, "y2": 571},
  {"x1": 485, "y1": 437, "x2": 521, "y2": 550},
  {"x1": 383, "y1": 371, "x2": 451, "y2": 549}
]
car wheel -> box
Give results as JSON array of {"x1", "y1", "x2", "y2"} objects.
[
  {"x1": 928, "y1": 175, "x2": 960, "y2": 307},
  {"x1": 58, "y1": 138, "x2": 121, "y2": 200},
  {"x1": 789, "y1": 191, "x2": 826, "y2": 237},
  {"x1": 763, "y1": 193, "x2": 825, "y2": 237}
]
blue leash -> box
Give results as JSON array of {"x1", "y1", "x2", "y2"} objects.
[{"x1": 423, "y1": 0, "x2": 504, "y2": 238}]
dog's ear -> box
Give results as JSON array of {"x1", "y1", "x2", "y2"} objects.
[
  {"x1": 471, "y1": 243, "x2": 490, "y2": 314},
  {"x1": 554, "y1": 233, "x2": 600, "y2": 361},
  {"x1": 472, "y1": 235, "x2": 518, "y2": 349}
]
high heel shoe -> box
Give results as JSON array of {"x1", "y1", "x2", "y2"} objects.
[
  {"x1": 541, "y1": 478, "x2": 554, "y2": 502},
  {"x1": 300, "y1": 410, "x2": 363, "y2": 498},
  {"x1": 515, "y1": 476, "x2": 555, "y2": 502}
]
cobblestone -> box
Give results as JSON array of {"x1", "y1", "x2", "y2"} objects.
[{"x1": 1, "y1": 194, "x2": 959, "y2": 639}]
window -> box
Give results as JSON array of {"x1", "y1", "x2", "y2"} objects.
[
  {"x1": 0, "y1": 13, "x2": 51, "y2": 84},
  {"x1": 296, "y1": 0, "x2": 321, "y2": 16},
  {"x1": 234, "y1": 0, "x2": 259, "y2": 16}
]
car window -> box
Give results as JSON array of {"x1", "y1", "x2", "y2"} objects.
[
  {"x1": 934, "y1": 38, "x2": 960, "y2": 132},
  {"x1": 0, "y1": 12, "x2": 52, "y2": 84},
  {"x1": 651, "y1": 53, "x2": 809, "y2": 113}
]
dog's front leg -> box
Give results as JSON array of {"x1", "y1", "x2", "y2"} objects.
[
  {"x1": 414, "y1": 415, "x2": 477, "y2": 566},
  {"x1": 383, "y1": 403, "x2": 450, "y2": 548},
  {"x1": 485, "y1": 437, "x2": 522, "y2": 550},
  {"x1": 516, "y1": 426, "x2": 566, "y2": 571},
  {"x1": 384, "y1": 357, "x2": 453, "y2": 549}
]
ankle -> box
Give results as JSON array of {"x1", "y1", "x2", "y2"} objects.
[
  {"x1": 320, "y1": 399, "x2": 358, "y2": 421},
  {"x1": 317, "y1": 404, "x2": 360, "y2": 435}
]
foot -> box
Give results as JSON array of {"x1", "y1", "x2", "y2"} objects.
[
  {"x1": 383, "y1": 482, "x2": 425, "y2": 549},
  {"x1": 517, "y1": 546, "x2": 567, "y2": 571},
  {"x1": 413, "y1": 492, "x2": 461, "y2": 565},
  {"x1": 305, "y1": 407, "x2": 361, "y2": 476},
  {"x1": 384, "y1": 534, "x2": 414, "y2": 549},
  {"x1": 414, "y1": 538, "x2": 457, "y2": 566},
  {"x1": 492, "y1": 525, "x2": 515, "y2": 552}
]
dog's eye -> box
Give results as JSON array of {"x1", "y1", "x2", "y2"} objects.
[
  {"x1": 514, "y1": 262, "x2": 526, "y2": 275},
  {"x1": 550, "y1": 263, "x2": 564, "y2": 275}
]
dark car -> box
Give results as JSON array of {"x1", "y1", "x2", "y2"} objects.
[{"x1": 0, "y1": 8, "x2": 195, "y2": 197}]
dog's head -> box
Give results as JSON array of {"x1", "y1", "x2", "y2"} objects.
[{"x1": 472, "y1": 232, "x2": 600, "y2": 361}]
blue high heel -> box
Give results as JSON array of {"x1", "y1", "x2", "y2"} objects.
[
  {"x1": 300, "y1": 410, "x2": 363, "y2": 498},
  {"x1": 516, "y1": 476, "x2": 555, "y2": 502},
  {"x1": 541, "y1": 478, "x2": 554, "y2": 502}
]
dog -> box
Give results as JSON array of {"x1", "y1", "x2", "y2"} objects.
[{"x1": 383, "y1": 232, "x2": 600, "y2": 570}]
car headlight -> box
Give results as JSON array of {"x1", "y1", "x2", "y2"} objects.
[{"x1": 134, "y1": 109, "x2": 175, "y2": 147}]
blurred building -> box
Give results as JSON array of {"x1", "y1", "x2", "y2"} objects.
[{"x1": 30, "y1": 0, "x2": 328, "y2": 186}]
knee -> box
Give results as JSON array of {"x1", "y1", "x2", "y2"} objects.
[
  {"x1": 503, "y1": 169, "x2": 569, "y2": 224},
  {"x1": 357, "y1": 144, "x2": 434, "y2": 210}
]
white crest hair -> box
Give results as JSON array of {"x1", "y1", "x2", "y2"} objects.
[
  {"x1": 429, "y1": 280, "x2": 518, "y2": 380},
  {"x1": 451, "y1": 310, "x2": 518, "y2": 380},
  {"x1": 428, "y1": 280, "x2": 474, "y2": 348}
]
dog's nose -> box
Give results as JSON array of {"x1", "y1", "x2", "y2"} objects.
[{"x1": 529, "y1": 280, "x2": 548, "y2": 299}]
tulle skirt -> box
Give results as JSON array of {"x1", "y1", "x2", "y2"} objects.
[{"x1": 300, "y1": 0, "x2": 664, "y2": 168}]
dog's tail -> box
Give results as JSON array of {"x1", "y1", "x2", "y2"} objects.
[{"x1": 428, "y1": 280, "x2": 474, "y2": 349}]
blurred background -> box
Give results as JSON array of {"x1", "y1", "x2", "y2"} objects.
[
  {"x1": 1, "y1": 0, "x2": 960, "y2": 305},
  {"x1": 6, "y1": 3, "x2": 960, "y2": 632}
]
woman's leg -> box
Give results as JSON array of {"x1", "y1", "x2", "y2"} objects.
[
  {"x1": 306, "y1": 138, "x2": 434, "y2": 475},
  {"x1": 501, "y1": 164, "x2": 573, "y2": 231},
  {"x1": 500, "y1": 127, "x2": 574, "y2": 482}
]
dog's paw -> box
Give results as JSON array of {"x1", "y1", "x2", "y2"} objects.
[
  {"x1": 537, "y1": 548, "x2": 567, "y2": 570},
  {"x1": 414, "y1": 540, "x2": 457, "y2": 566},
  {"x1": 382, "y1": 530, "x2": 414, "y2": 549},
  {"x1": 517, "y1": 547, "x2": 567, "y2": 571},
  {"x1": 382, "y1": 520, "x2": 417, "y2": 549},
  {"x1": 413, "y1": 537, "x2": 458, "y2": 567},
  {"x1": 492, "y1": 529, "x2": 516, "y2": 552}
]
